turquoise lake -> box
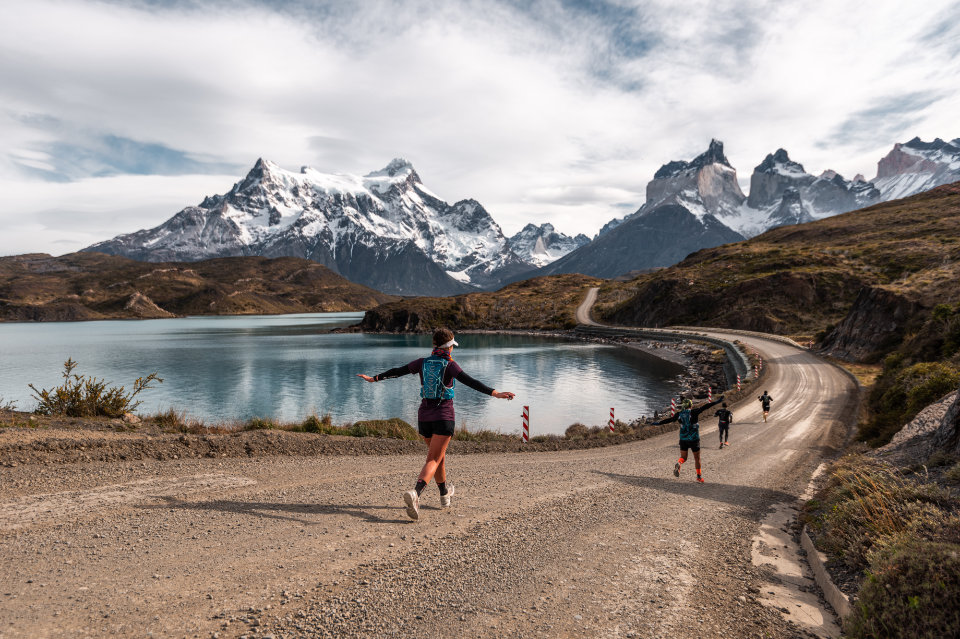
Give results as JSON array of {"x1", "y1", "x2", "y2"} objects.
[{"x1": 0, "y1": 313, "x2": 685, "y2": 435}]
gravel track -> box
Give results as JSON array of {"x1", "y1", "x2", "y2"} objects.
[{"x1": 0, "y1": 329, "x2": 855, "y2": 638}]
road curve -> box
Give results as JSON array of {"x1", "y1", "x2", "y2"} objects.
[{"x1": 0, "y1": 291, "x2": 857, "y2": 638}]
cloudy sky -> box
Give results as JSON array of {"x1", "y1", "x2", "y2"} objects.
[{"x1": 1, "y1": 0, "x2": 958, "y2": 256}]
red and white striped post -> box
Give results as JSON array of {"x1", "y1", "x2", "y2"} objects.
[
  {"x1": 737, "y1": 374, "x2": 742, "y2": 391},
  {"x1": 670, "y1": 398, "x2": 677, "y2": 416},
  {"x1": 707, "y1": 386, "x2": 712, "y2": 401},
  {"x1": 522, "y1": 406, "x2": 529, "y2": 443},
  {"x1": 608, "y1": 407, "x2": 615, "y2": 432},
  {"x1": 754, "y1": 364, "x2": 759, "y2": 378},
  {"x1": 758, "y1": 355, "x2": 763, "y2": 370}
]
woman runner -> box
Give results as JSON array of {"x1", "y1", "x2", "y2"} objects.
[
  {"x1": 653, "y1": 396, "x2": 723, "y2": 482},
  {"x1": 357, "y1": 328, "x2": 515, "y2": 521}
]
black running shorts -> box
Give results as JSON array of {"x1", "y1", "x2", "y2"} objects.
[
  {"x1": 418, "y1": 420, "x2": 456, "y2": 438},
  {"x1": 679, "y1": 438, "x2": 700, "y2": 453}
]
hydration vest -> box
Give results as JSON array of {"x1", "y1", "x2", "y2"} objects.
[
  {"x1": 677, "y1": 409, "x2": 699, "y2": 440},
  {"x1": 420, "y1": 356, "x2": 455, "y2": 400}
]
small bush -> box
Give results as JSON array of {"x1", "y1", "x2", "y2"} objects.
[
  {"x1": 565, "y1": 423, "x2": 589, "y2": 439},
  {"x1": 946, "y1": 462, "x2": 960, "y2": 484},
  {"x1": 347, "y1": 418, "x2": 419, "y2": 440},
  {"x1": 301, "y1": 414, "x2": 335, "y2": 434},
  {"x1": 804, "y1": 456, "x2": 953, "y2": 572},
  {"x1": 844, "y1": 541, "x2": 960, "y2": 639},
  {"x1": 860, "y1": 361, "x2": 960, "y2": 446},
  {"x1": 0, "y1": 397, "x2": 16, "y2": 411},
  {"x1": 29, "y1": 358, "x2": 162, "y2": 418},
  {"x1": 153, "y1": 408, "x2": 189, "y2": 431},
  {"x1": 246, "y1": 416, "x2": 279, "y2": 430}
]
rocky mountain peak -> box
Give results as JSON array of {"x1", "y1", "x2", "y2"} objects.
[
  {"x1": 653, "y1": 138, "x2": 732, "y2": 179},
  {"x1": 755, "y1": 148, "x2": 805, "y2": 174},
  {"x1": 366, "y1": 158, "x2": 416, "y2": 179}
]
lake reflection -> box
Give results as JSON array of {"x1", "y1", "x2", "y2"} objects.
[{"x1": 0, "y1": 313, "x2": 685, "y2": 435}]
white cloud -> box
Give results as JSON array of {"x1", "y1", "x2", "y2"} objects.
[{"x1": 1, "y1": 0, "x2": 958, "y2": 256}]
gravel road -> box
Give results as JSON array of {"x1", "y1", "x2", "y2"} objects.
[{"x1": 0, "y1": 319, "x2": 856, "y2": 638}]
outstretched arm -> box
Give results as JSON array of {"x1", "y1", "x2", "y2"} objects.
[
  {"x1": 692, "y1": 397, "x2": 724, "y2": 419},
  {"x1": 356, "y1": 365, "x2": 412, "y2": 383},
  {"x1": 455, "y1": 370, "x2": 515, "y2": 400},
  {"x1": 653, "y1": 413, "x2": 679, "y2": 426}
]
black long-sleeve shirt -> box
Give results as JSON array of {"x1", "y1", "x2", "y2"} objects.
[{"x1": 373, "y1": 358, "x2": 495, "y2": 422}]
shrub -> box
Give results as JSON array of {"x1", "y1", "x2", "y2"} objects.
[
  {"x1": 0, "y1": 397, "x2": 16, "y2": 411},
  {"x1": 246, "y1": 416, "x2": 279, "y2": 430},
  {"x1": 153, "y1": 408, "x2": 189, "y2": 432},
  {"x1": 946, "y1": 462, "x2": 960, "y2": 484},
  {"x1": 29, "y1": 358, "x2": 162, "y2": 418},
  {"x1": 803, "y1": 456, "x2": 953, "y2": 572},
  {"x1": 565, "y1": 423, "x2": 589, "y2": 439},
  {"x1": 301, "y1": 414, "x2": 335, "y2": 434},
  {"x1": 844, "y1": 541, "x2": 960, "y2": 639},
  {"x1": 347, "y1": 418, "x2": 419, "y2": 440},
  {"x1": 860, "y1": 361, "x2": 960, "y2": 446}
]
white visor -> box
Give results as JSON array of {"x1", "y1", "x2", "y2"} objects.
[{"x1": 439, "y1": 339, "x2": 459, "y2": 348}]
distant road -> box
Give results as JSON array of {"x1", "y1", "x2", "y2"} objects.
[
  {"x1": 575, "y1": 285, "x2": 600, "y2": 325},
  {"x1": 0, "y1": 287, "x2": 857, "y2": 638}
]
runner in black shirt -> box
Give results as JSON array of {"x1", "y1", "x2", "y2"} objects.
[
  {"x1": 757, "y1": 391, "x2": 773, "y2": 422},
  {"x1": 714, "y1": 402, "x2": 733, "y2": 448}
]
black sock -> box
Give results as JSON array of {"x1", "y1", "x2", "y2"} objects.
[
  {"x1": 415, "y1": 480, "x2": 427, "y2": 495},
  {"x1": 437, "y1": 482, "x2": 448, "y2": 496}
]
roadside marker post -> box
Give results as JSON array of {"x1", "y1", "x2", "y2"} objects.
[
  {"x1": 737, "y1": 374, "x2": 742, "y2": 391},
  {"x1": 707, "y1": 387, "x2": 712, "y2": 401},
  {"x1": 522, "y1": 406, "x2": 529, "y2": 443},
  {"x1": 608, "y1": 407, "x2": 615, "y2": 432},
  {"x1": 670, "y1": 398, "x2": 677, "y2": 416}
]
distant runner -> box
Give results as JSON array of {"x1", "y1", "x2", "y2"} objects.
[
  {"x1": 757, "y1": 391, "x2": 773, "y2": 422},
  {"x1": 357, "y1": 328, "x2": 515, "y2": 521},
  {"x1": 714, "y1": 402, "x2": 733, "y2": 448},
  {"x1": 654, "y1": 395, "x2": 723, "y2": 483}
]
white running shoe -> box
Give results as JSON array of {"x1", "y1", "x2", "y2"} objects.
[
  {"x1": 403, "y1": 489, "x2": 420, "y2": 521},
  {"x1": 440, "y1": 484, "x2": 455, "y2": 508}
]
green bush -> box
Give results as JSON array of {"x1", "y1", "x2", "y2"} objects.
[
  {"x1": 803, "y1": 456, "x2": 953, "y2": 572},
  {"x1": 246, "y1": 416, "x2": 279, "y2": 430},
  {"x1": 153, "y1": 408, "x2": 188, "y2": 432},
  {"x1": 300, "y1": 414, "x2": 335, "y2": 434},
  {"x1": 29, "y1": 358, "x2": 162, "y2": 418},
  {"x1": 845, "y1": 541, "x2": 960, "y2": 639},
  {"x1": 860, "y1": 361, "x2": 960, "y2": 446},
  {"x1": 946, "y1": 462, "x2": 960, "y2": 484},
  {"x1": 347, "y1": 418, "x2": 419, "y2": 440}
]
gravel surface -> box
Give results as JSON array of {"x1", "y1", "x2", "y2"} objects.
[{"x1": 0, "y1": 332, "x2": 856, "y2": 638}]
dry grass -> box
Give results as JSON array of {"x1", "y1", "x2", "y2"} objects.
[{"x1": 361, "y1": 273, "x2": 604, "y2": 331}]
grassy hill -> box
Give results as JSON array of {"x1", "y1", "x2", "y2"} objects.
[
  {"x1": 596, "y1": 182, "x2": 960, "y2": 342},
  {"x1": 360, "y1": 273, "x2": 604, "y2": 332},
  {"x1": 0, "y1": 252, "x2": 397, "y2": 321}
]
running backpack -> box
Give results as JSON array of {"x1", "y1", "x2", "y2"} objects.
[
  {"x1": 677, "y1": 409, "x2": 698, "y2": 439},
  {"x1": 420, "y1": 356, "x2": 455, "y2": 400}
]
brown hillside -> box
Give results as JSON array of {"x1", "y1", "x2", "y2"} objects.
[
  {"x1": 596, "y1": 181, "x2": 960, "y2": 348},
  {"x1": 360, "y1": 273, "x2": 604, "y2": 332},
  {"x1": 0, "y1": 253, "x2": 397, "y2": 322}
]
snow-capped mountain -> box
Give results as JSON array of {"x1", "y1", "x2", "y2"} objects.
[
  {"x1": 720, "y1": 149, "x2": 880, "y2": 236},
  {"x1": 540, "y1": 140, "x2": 747, "y2": 278},
  {"x1": 85, "y1": 158, "x2": 535, "y2": 296},
  {"x1": 872, "y1": 137, "x2": 960, "y2": 200},
  {"x1": 506, "y1": 223, "x2": 590, "y2": 268}
]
